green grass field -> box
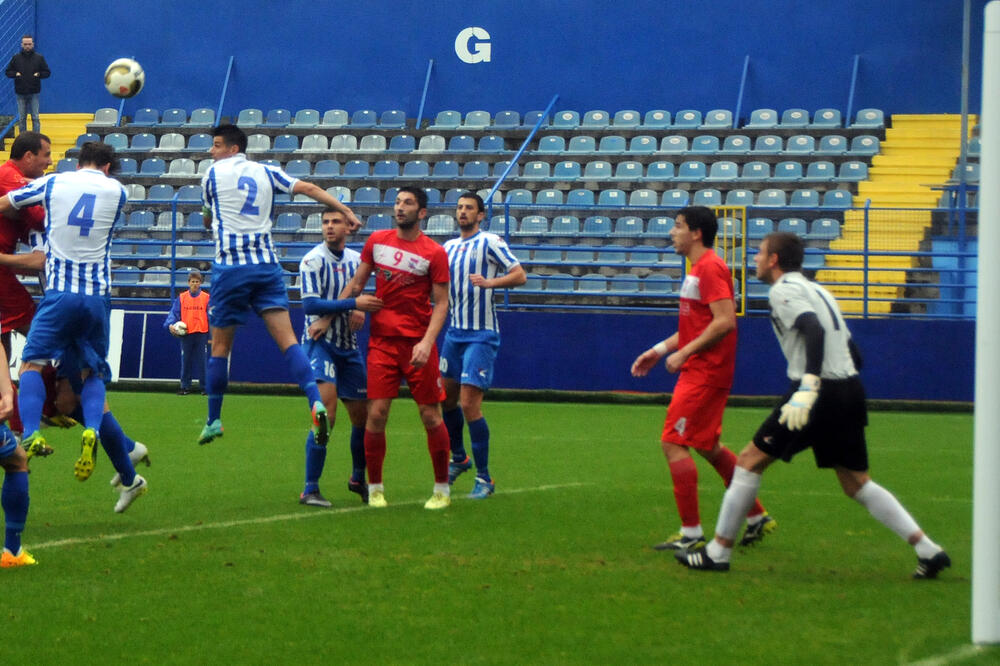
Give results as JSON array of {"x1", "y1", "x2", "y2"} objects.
[{"x1": 3, "y1": 392, "x2": 990, "y2": 664}]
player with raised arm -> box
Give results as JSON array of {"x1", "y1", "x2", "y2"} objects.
[
  {"x1": 676, "y1": 232, "x2": 950, "y2": 577},
  {"x1": 297, "y1": 208, "x2": 382, "y2": 507},
  {"x1": 340, "y1": 186, "x2": 452, "y2": 510},
  {"x1": 631, "y1": 206, "x2": 774, "y2": 551},
  {"x1": 197, "y1": 124, "x2": 362, "y2": 449},
  {"x1": 0, "y1": 141, "x2": 146, "y2": 513},
  {"x1": 441, "y1": 192, "x2": 525, "y2": 498}
]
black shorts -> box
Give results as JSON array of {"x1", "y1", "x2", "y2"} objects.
[{"x1": 753, "y1": 376, "x2": 869, "y2": 471}]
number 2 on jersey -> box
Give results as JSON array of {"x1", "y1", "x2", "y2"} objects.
[
  {"x1": 237, "y1": 176, "x2": 260, "y2": 215},
  {"x1": 67, "y1": 193, "x2": 97, "y2": 237}
]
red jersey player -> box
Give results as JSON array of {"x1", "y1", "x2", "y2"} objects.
[
  {"x1": 631, "y1": 206, "x2": 776, "y2": 551},
  {"x1": 0, "y1": 131, "x2": 51, "y2": 436},
  {"x1": 340, "y1": 186, "x2": 452, "y2": 510}
]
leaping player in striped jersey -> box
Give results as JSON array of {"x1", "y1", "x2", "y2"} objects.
[
  {"x1": 440, "y1": 192, "x2": 525, "y2": 499},
  {"x1": 677, "y1": 232, "x2": 950, "y2": 578},
  {"x1": 297, "y1": 208, "x2": 382, "y2": 507},
  {"x1": 197, "y1": 124, "x2": 362, "y2": 451}
]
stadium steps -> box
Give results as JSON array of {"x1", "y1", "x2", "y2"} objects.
[
  {"x1": 818, "y1": 114, "x2": 973, "y2": 314},
  {"x1": 6, "y1": 113, "x2": 93, "y2": 171}
]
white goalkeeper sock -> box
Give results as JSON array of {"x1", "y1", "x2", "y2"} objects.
[
  {"x1": 852, "y1": 480, "x2": 922, "y2": 543},
  {"x1": 714, "y1": 466, "x2": 762, "y2": 542},
  {"x1": 706, "y1": 539, "x2": 731, "y2": 563}
]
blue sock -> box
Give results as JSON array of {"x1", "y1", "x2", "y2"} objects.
[
  {"x1": 100, "y1": 412, "x2": 135, "y2": 487},
  {"x1": 303, "y1": 430, "x2": 326, "y2": 494},
  {"x1": 16, "y1": 370, "x2": 45, "y2": 436},
  {"x1": 2, "y1": 469, "x2": 29, "y2": 554},
  {"x1": 283, "y1": 344, "x2": 321, "y2": 407},
  {"x1": 350, "y1": 425, "x2": 366, "y2": 482},
  {"x1": 468, "y1": 417, "x2": 490, "y2": 482},
  {"x1": 443, "y1": 407, "x2": 467, "y2": 461},
  {"x1": 206, "y1": 356, "x2": 229, "y2": 423},
  {"x1": 80, "y1": 375, "x2": 106, "y2": 430}
]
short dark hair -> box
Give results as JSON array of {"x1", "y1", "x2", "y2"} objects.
[
  {"x1": 10, "y1": 131, "x2": 50, "y2": 160},
  {"x1": 78, "y1": 141, "x2": 118, "y2": 172},
  {"x1": 188, "y1": 269, "x2": 203, "y2": 280},
  {"x1": 677, "y1": 205, "x2": 718, "y2": 247},
  {"x1": 398, "y1": 185, "x2": 428, "y2": 210},
  {"x1": 458, "y1": 191, "x2": 485, "y2": 213},
  {"x1": 212, "y1": 124, "x2": 248, "y2": 153},
  {"x1": 21, "y1": 34, "x2": 32, "y2": 41},
  {"x1": 764, "y1": 231, "x2": 804, "y2": 271}
]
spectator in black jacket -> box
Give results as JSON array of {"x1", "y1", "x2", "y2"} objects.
[{"x1": 5, "y1": 35, "x2": 50, "y2": 134}]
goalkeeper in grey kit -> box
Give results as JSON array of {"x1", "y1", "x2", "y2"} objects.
[{"x1": 676, "y1": 232, "x2": 950, "y2": 579}]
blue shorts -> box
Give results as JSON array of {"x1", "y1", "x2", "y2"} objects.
[
  {"x1": 208, "y1": 263, "x2": 289, "y2": 328},
  {"x1": 0, "y1": 425, "x2": 18, "y2": 459},
  {"x1": 22, "y1": 291, "x2": 112, "y2": 381},
  {"x1": 305, "y1": 338, "x2": 367, "y2": 401},
  {"x1": 439, "y1": 329, "x2": 500, "y2": 391}
]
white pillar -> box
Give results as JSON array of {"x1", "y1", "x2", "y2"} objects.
[{"x1": 973, "y1": 0, "x2": 1000, "y2": 645}]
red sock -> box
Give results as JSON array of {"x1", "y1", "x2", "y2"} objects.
[
  {"x1": 669, "y1": 457, "x2": 700, "y2": 527},
  {"x1": 427, "y1": 421, "x2": 450, "y2": 484},
  {"x1": 7, "y1": 382, "x2": 22, "y2": 434},
  {"x1": 364, "y1": 430, "x2": 386, "y2": 484},
  {"x1": 710, "y1": 446, "x2": 766, "y2": 519}
]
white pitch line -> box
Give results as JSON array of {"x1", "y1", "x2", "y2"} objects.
[
  {"x1": 30, "y1": 482, "x2": 592, "y2": 552},
  {"x1": 905, "y1": 644, "x2": 987, "y2": 666}
]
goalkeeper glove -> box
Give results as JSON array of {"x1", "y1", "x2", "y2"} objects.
[{"x1": 778, "y1": 373, "x2": 820, "y2": 431}]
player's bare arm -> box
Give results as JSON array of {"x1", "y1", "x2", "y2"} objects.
[
  {"x1": 293, "y1": 181, "x2": 362, "y2": 232},
  {"x1": 411, "y1": 281, "x2": 449, "y2": 368},
  {"x1": 340, "y1": 260, "x2": 373, "y2": 299},
  {"x1": 0, "y1": 249, "x2": 44, "y2": 273},
  {"x1": 469, "y1": 264, "x2": 527, "y2": 289},
  {"x1": 666, "y1": 298, "x2": 736, "y2": 373},
  {"x1": 307, "y1": 315, "x2": 334, "y2": 340},
  {"x1": 631, "y1": 333, "x2": 678, "y2": 377}
]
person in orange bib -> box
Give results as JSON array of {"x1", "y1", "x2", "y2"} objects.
[{"x1": 165, "y1": 269, "x2": 210, "y2": 395}]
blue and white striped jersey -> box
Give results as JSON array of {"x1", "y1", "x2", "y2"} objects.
[
  {"x1": 7, "y1": 169, "x2": 126, "y2": 296},
  {"x1": 443, "y1": 230, "x2": 520, "y2": 332},
  {"x1": 201, "y1": 154, "x2": 298, "y2": 266},
  {"x1": 299, "y1": 244, "x2": 361, "y2": 350}
]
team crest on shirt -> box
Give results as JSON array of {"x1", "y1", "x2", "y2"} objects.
[{"x1": 679, "y1": 275, "x2": 701, "y2": 300}]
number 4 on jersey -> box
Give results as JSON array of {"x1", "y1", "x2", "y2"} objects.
[{"x1": 68, "y1": 193, "x2": 97, "y2": 237}]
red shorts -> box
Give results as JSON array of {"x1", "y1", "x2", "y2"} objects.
[
  {"x1": 366, "y1": 336, "x2": 445, "y2": 404},
  {"x1": 0, "y1": 272, "x2": 35, "y2": 334},
  {"x1": 661, "y1": 375, "x2": 730, "y2": 451}
]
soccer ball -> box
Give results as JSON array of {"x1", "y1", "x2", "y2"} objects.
[
  {"x1": 174, "y1": 321, "x2": 188, "y2": 336},
  {"x1": 104, "y1": 58, "x2": 144, "y2": 98}
]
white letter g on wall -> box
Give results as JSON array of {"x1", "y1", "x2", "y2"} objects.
[{"x1": 455, "y1": 27, "x2": 491, "y2": 63}]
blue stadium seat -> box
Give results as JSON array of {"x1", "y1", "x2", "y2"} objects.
[
  {"x1": 505, "y1": 189, "x2": 533, "y2": 205},
  {"x1": 690, "y1": 135, "x2": 720, "y2": 154},
  {"x1": 802, "y1": 161, "x2": 836, "y2": 182},
  {"x1": 673, "y1": 109, "x2": 702, "y2": 128},
  {"x1": 969, "y1": 137, "x2": 981, "y2": 157},
  {"x1": 117, "y1": 157, "x2": 137, "y2": 176},
  {"x1": 522, "y1": 161, "x2": 551, "y2": 180},
  {"x1": 566, "y1": 136, "x2": 596, "y2": 153},
  {"x1": 522, "y1": 110, "x2": 550, "y2": 128},
  {"x1": 127, "y1": 210, "x2": 154, "y2": 230},
  {"x1": 462, "y1": 161, "x2": 489, "y2": 179},
  {"x1": 274, "y1": 213, "x2": 302, "y2": 233},
  {"x1": 745, "y1": 108, "x2": 778, "y2": 129},
  {"x1": 644, "y1": 161, "x2": 674, "y2": 181},
  {"x1": 187, "y1": 133, "x2": 212, "y2": 151},
  {"x1": 443, "y1": 188, "x2": 464, "y2": 203},
  {"x1": 789, "y1": 189, "x2": 819, "y2": 207},
  {"x1": 313, "y1": 160, "x2": 340, "y2": 177},
  {"x1": 365, "y1": 213, "x2": 393, "y2": 232},
  {"x1": 358, "y1": 135, "x2": 387, "y2": 151},
  {"x1": 342, "y1": 160, "x2": 370, "y2": 178},
  {"x1": 429, "y1": 110, "x2": 461, "y2": 129},
  {"x1": 536, "y1": 189, "x2": 564, "y2": 206},
  {"x1": 402, "y1": 160, "x2": 430, "y2": 178},
  {"x1": 852, "y1": 108, "x2": 885, "y2": 128},
  {"x1": 660, "y1": 190, "x2": 690, "y2": 207},
  {"x1": 757, "y1": 189, "x2": 787, "y2": 207},
  {"x1": 660, "y1": 135, "x2": 688, "y2": 154},
  {"x1": 477, "y1": 135, "x2": 505, "y2": 152},
  {"x1": 320, "y1": 109, "x2": 349, "y2": 128},
  {"x1": 705, "y1": 161, "x2": 738, "y2": 181},
  {"x1": 692, "y1": 188, "x2": 722, "y2": 206},
  {"x1": 627, "y1": 135, "x2": 657, "y2": 154},
  {"x1": 463, "y1": 110, "x2": 491, "y2": 129},
  {"x1": 431, "y1": 161, "x2": 459, "y2": 179},
  {"x1": 271, "y1": 134, "x2": 299, "y2": 151},
  {"x1": 837, "y1": 160, "x2": 868, "y2": 181},
  {"x1": 387, "y1": 135, "x2": 415, "y2": 152},
  {"x1": 515, "y1": 215, "x2": 548, "y2": 236},
  {"x1": 780, "y1": 108, "x2": 810, "y2": 128},
  {"x1": 186, "y1": 108, "x2": 215, "y2": 127},
  {"x1": 701, "y1": 109, "x2": 732, "y2": 128},
  {"x1": 785, "y1": 135, "x2": 816, "y2": 154},
  {"x1": 612, "y1": 216, "x2": 644, "y2": 238},
  {"x1": 552, "y1": 110, "x2": 580, "y2": 128},
  {"x1": 139, "y1": 158, "x2": 166, "y2": 176},
  {"x1": 746, "y1": 217, "x2": 774, "y2": 239},
  {"x1": 849, "y1": 135, "x2": 880, "y2": 155},
  {"x1": 628, "y1": 189, "x2": 658, "y2": 207},
  {"x1": 416, "y1": 135, "x2": 445, "y2": 152},
  {"x1": 263, "y1": 109, "x2": 291, "y2": 127},
  {"x1": 493, "y1": 110, "x2": 520, "y2": 128},
  {"x1": 810, "y1": 108, "x2": 842, "y2": 128},
  {"x1": 425, "y1": 214, "x2": 456, "y2": 235},
  {"x1": 718, "y1": 217, "x2": 742, "y2": 240},
  {"x1": 614, "y1": 161, "x2": 643, "y2": 180},
  {"x1": 550, "y1": 215, "x2": 580, "y2": 236},
  {"x1": 284, "y1": 159, "x2": 311, "y2": 177},
  {"x1": 724, "y1": 189, "x2": 754, "y2": 207},
  {"x1": 598, "y1": 135, "x2": 626, "y2": 153},
  {"x1": 129, "y1": 108, "x2": 159, "y2": 126},
  {"x1": 102, "y1": 132, "x2": 128, "y2": 151},
  {"x1": 645, "y1": 216, "x2": 674, "y2": 237},
  {"x1": 772, "y1": 161, "x2": 803, "y2": 181},
  {"x1": 372, "y1": 160, "x2": 400, "y2": 178},
  {"x1": 567, "y1": 188, "x2": 595, "y2": 206},
  {"x1": 720, "y1": 135, "x2": 751, "y2": 154},
  {"x1": 777, "y1": 217, "x2": 807, "y2": 236},
  {"x1": 91, "y1": 107, "x2": 118, "y2": 126},
  {"x1": 581, "y1": 216, "x2": 612, "y2": 237},
  {"x1": 583, "y1": 161, "x2": 613, "y2": 180},
  {"x1": 160, "y1": 108, "x2": 187, "y2": 126},
  {"x1": 177, "y1": 184, "x2": 202, "y2": 202},
  {"x1": 349, "y1": 109, "x2": 378, "y2": 128},
  {"x1": 612, "y1": 110, "x2": 641, "y2": 128},
  {"x1": 236, "y1": 108, "x2": 262, "y2": 127},
  {"x1": 536, "y1": 135, "x2": 565, "y2": 153},
  {"x1": 821, "y1": 189, "x2": 853, "y2": 208},
  {"x1": 676, "y1": 161, "x2": 706, "y2": 181},
  {"x1": 147, "y1": 184, "x2": 175, "y2": 201},
  {"x1": 292, "y1": 109, "x2": 320, "y2": 127},
  {"x1": 493, "y1": 161, "x2": 518, "y2": 177},
  {"x1": 379, "y1": 109, "x2": 406, "y2": 129},
  {"x1": 816, "y1": 135, "x2": 848, "y2": 155},
  {"x1": 809, "y1": 218, "x2": 841, "y2": 240},
  {"x1": 353, "y1": 187, "x2": 380, "y2": 204},
  {"x1": 642, "y1": 109, "x2": 671, "y2": 128},
  {"x1": 598, "y1": 189, "x2": 626, "y2": 207},
  {"x1": 382, "y1": 187, "x2": 399, "y2": 204},
  {"x1": 581, "y1": 110, "x2": 610, "y2": 128},
  {"x1": 753, "y1": 135, "x2": 783, "y2": 153},
  {"x1": 740, "y1": 161, "x2": 770, "y2": 180},
  {"x1": 126, "y1": 133, "x2": 156, "y2": 152},
  {"x1": 326, "y1": 185, "x2": 351, "y2": 202},
  {"x1": 553, "y1": 161, "x2": 582, "y2": 180}
]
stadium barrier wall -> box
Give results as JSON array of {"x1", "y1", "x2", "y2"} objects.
[
  {"x1": 36, "y1": 0, "x2": 985, "y2": 117},
  {"x1": 118, "y1": 309, "x2": 974, "y2": 402}
]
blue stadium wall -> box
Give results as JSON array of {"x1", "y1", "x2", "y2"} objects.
[
  {"x1": 123, "y1": 310, "x2": 974, "y2": 402},
  {"x1": 35, "y1": 0, "x2": 985, "y2": 116}
]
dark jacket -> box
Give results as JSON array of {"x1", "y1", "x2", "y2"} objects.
[{"x1": 5, "y1": 50, "x2": 50, "y2": 95}]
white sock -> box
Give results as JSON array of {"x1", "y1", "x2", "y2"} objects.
[
  {"x1": 706, "y1": 539, "x2": 731, "y2": 563},
  {"x1": 681, "y1": 525, "x2": 704, "y2": 539},
  {"x1": 715, "y1": 467, "x2": 762, "y2": 541},
  {"x1": 369, "y1": 483, "x2": 384, "y2": 493},
  {"x1": 852, "y1": 480, "x2": 922, "y2": 543},
  {"x1": 434, "y1": 482, "x2": 450, "y2": 496},
  {"x1": 914, "y1": 535, "x2": 943, "y2": 559}
]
